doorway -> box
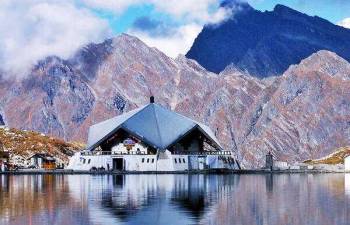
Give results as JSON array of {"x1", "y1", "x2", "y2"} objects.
[{"x1": 113, "y1": 158, "x2": 124, "y2": 171}]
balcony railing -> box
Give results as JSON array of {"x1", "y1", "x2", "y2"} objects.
[
  {"x1": 172, "y1": 151, "x2": 233, "y2": 156},
  {"x1": 81, "y1": 151, "x2": 149, "y2": 156},
  {"x1": 81, "y1": 150, "x2": 232, "y2": 156}
]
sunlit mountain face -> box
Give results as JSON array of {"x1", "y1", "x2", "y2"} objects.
[
  {"x1": 1, "y1": 2, "x2": 350, "y2": 167},
  {"x1": 1, "y1": 33, "x2": 350, "y2": 167}
]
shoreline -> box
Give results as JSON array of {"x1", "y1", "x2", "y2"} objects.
[{"x1": 0, "y1": 169, "x2": 347, "y2": 175}]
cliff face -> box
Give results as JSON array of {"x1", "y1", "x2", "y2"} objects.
[
  {"x1": 186, "y1": 3, "x2": 350, "y2": 78},
  {"x1": 0, "y1": 34, "x2": 350, "y2": 167},
  {"x1": 0, "y1": 34, "x2": 219, "y2": 141},
  {"x1": 239, "y1": 51, "x2": 350, "y2": 167}
]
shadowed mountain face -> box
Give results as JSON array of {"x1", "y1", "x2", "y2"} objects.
[
  {"x1": 186, "y1": 2, "x2": 350, "y2": 78},
  {"x1": 0, "y1": 34, "x2": 350, "y2": 167}
]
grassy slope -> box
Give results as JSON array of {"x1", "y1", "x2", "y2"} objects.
[
  {"x1": 304, "y1": 147, "x2": 350, "y2": 165},
  {"x1": 0, "y1": 127, "x2": 84, "y2": 165}
]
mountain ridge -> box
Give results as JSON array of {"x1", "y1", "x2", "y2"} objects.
[
  {"x1": 186, "y1": 3, "x2": 350, "y2": 78},
  {"x1": 0, "y1": 33, "x2": 350, "y2": 167}
]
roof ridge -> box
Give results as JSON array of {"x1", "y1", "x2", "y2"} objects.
[
  {"x1": 151, "y1": 104, "x2": 164, "y2": 149},
  {"x1": 87, "y1": 104, "x2": 148, "y2": 150},
  {"x1": 86, "y1": 102, "x2": 222, "y2": 151},
  {"x1": 89, "y1": 105, "x2": 146, "y2": 129},
  {"x1": 157, "y1": 105, "x2": 222, "y2": 150},
  {"x1": 121, "y1": 104, "x2": 150, "y2": 126}
]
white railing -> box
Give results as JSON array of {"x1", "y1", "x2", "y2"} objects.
[
  {"x1": 81, "y1": 150, "x2": 232, "y2": 156},
  {"x1": 172, "y1": 151, "x2": 232, "y2": 156},
  {"x1": 81, "y1": 151, "x2": 149, "y2": 156}
]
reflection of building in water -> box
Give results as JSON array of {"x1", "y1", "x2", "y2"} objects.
[
  {"x1": 0, "y1": 142, "x2": 9, "y2": 171},
  {"x1": 345, "y1": 174, "x2": 350, "y2": 197},
  {"x1": 171, "y1": 175, "x2": 239, "y2": 219},
  {"x1": 171, "y1": 175, "x2": 206, "y2": 218},
  {"x1": 68, "y1": 174, "x2": 239, "y2": 224},
  {"x1": 68, "y1": 97, "x2": 239, "y2": 172},
  {"x1": 265, "y1": 174, "x2": 273, "y2": 193},
  {"x1": 2, "y1": 174, "x2": 350, "y2": 225}
]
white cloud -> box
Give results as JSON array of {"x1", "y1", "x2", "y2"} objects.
[
  {"x1": 338, "y1": 18, "x2": 350, "y2": 29},
  {"x1": 129, "y1": 23, "x2": 203, "y2": 58},
  {"x1": 121, "y1": 0, "x2": 232, "y2": 58},
  {"x1": 0, "y1": 0, "x2": 233, "y2": 74},
  {"x1": 81, "y1": 0, "x2": 144, "y2": 14},
  {"x1": 0, "y1": 0, "x2": 111, "y2": 75},
  {"x1": 81, "y1": 0, "x2": 230, "y2": 23},
  {"x1": 150, "y1": 0, "x2": 231, "y2": 23}
]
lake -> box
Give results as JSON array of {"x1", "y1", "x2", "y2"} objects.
[{"x1": 0, "y1": 174, "x2": 349, "y2": 225}]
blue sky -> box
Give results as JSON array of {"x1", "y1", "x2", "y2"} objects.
[
  {"x1": 94, "y1": 0, "x2": 350, "y2": 34},
  {"x1": 249, "y1": 0, "x2": 350, "y2": 24},
  {"x1": 1, "y1": 0, "x2": 349, "y2": 74},
  {"x1": 87, "y1": 0, "x2": 350, "y2": 58}
]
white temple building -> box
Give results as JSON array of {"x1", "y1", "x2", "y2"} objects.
[{"x1": 68, "y1": 97, "x2": 239, "y2": 172}]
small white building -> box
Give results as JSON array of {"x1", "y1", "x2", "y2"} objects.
[
  {"x1": 345, "y1": 155, "x2": 350, "y2": 172},
  {"x1": 0, "y1": 142, "x2": 9, "y2": 172},
  {"x1": 68, "y1": 97, "x2": 238, "y2": 172},
  {"x1": 0, "y1": 116, "x2": 5, "y2": 129},
  {"x1": 28, "y1": 153, "x2": 56, "y2": 169}
]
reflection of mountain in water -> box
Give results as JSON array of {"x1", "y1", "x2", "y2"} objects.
[
  {"x1": 203, "y1": 174, "x2": 349, "y2": 225},
  {"x1": 1, "y1": 174, "x2": 350, "y2": 225},
  {"x1": 0, "y1": 175, "x2": 92, "y2": 225}
]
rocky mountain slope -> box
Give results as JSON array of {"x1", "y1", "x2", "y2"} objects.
[
  {"x1": 0, "y1": 34, "x2": 349, "y2": 168},
  {"x1": 186, "y1": 1, "x2": 350, "y2": 78},
  {"x1": 239, "y1": 51, "x2": 350, "y2": 166},
  {"x1": 0, "y1": 127, "x2": 83, "y2": 166}
]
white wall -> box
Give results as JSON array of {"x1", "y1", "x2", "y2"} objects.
[
  {"x1": 67, "y1": 150, "x2": 236, "y2": 171},
  {"x1": 112, "y1": 143, "x2": 148, "y2": 154},
  {"x1": 345, "y1": 156, "x2": 350, "y2": 171},
  {"x1": 169, "y1": 154, "x2": 188, "y2": 171},
  {"x1": 67, "y1": 152, "x2": 112, "y2": 171},
  {"x1": 124, "y1": 155, "x2": 157, "y2": 171}
]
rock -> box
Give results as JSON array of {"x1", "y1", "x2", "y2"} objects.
[
  {"x1": 0, "y1": 33, "x2": 350, "y2": 168},
  {"x1": 239, "y1": 51, "x2": 350, "y2": 167},
  {"x1": 186, "y1": 3, "x2": 350, "y2": 78}
]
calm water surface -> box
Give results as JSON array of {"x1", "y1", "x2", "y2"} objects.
[{"x1": 0, "y1": 174, "x2": 350, "y2": 225}]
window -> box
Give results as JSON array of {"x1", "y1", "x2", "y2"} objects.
[
  {"x1": 183, "y1": 158, "x2": 185, "y2": 163},
  {"x1": 88, "y1": 159, "x2": 91, "y2": 164},
  {"x1": 83, "y1": 159, "x2": 86, "y2": 164},
  {"x1": 152, "y1": 159, "x2": 155, "y2": 163},
  {"x1": 174, "y1": 158, "x2": 177, "y2": 163},
  {"x1": 178, "y1": 158, "x2": 181, "y2": 163},
  {"x1": 142, "y1": 158, "x2": 145, "y2": 163},
  {"x1": 147, "y1": 158, "x2": 149, "y2": 163}
]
